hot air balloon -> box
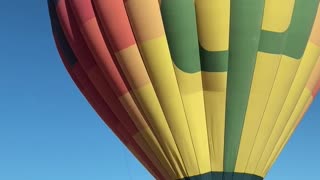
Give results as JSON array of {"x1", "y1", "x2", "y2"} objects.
[{"x1": 48, "y1": 0, "x2": 320, "y2": 179}]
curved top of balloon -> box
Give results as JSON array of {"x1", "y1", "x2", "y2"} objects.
[{"x1": 48, "y1": 0, "x2": 320, "y2": 179}]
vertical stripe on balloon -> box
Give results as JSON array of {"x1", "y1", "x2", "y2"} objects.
[
  {"x1": 160, "y1": 0, "x2": 211, "y2": 175},
  {"x1": 223, "y1": 0, "x2": 265, "y2": 174},
  {"x1": 125, "y1": 0, "x2": 201, "y2": 177},
  {"x1": 195, "y1": 0, "x2": 230, "y2": 173}
]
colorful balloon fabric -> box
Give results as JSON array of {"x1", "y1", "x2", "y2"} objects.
[{"x1": 48, "y1": 0, "x2": 320, "y2": 179}]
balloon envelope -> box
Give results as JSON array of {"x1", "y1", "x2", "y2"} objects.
[{"x1": 48, "y1": 0, "x2": 320, "y2": 179}]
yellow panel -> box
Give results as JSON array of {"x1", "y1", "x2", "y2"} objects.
[
  {"x1": 195, "y1": 0, "x2": 230, "y2": 51},
  {"x1": 235, "y1": 52, "x2": 282, "y2": 172},
  {"x1": 262, "y1": 93, "x2": 313, "y2": 176},
  {"x1": 256, "y1": 90, "x2": 312, "y2": 176},
  {"x1": 256, "y1": 43, "x2": 320, "y2": 175},
  {"x1": 195, "y1": 0, "x2": 230, "y2": 171},
  {"x1": 116, "y1": 44, "x2": 185, "y2": 178},
  {"x1": 194, "y1": 0, "x2": 229, "y2": 170},
  {"x1": 173, "y1": 66, "x2": 203, "y2": 94},
  {"x1": 134, "y1": 83, "x2": 185, "y2": 178},
  {"x1": 244, "y1": 55, "x2": 300, "y2": 174},
  {"x1": 202, "y1": 72, "x2": 227, "y2": 171},
  {"x1": 140, "y1": 36, "x2": 200, "y2": 176},
  {"x1": 204, "y1": 91, "x2": 226, "y2": 172},
  {"x1": 173, "y1": 66, "x2": 211, "y2": 174},
  {"x1": 261, "y1": 0, "x2": 295, "y2": 32},
  {"x1": 116, "y1": 45, "x2": 182, "y2": 177},
  {"x1": 202, "y1": 72, "x2": 227, "y2": 91}
]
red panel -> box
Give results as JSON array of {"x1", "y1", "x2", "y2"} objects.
[
  {"x1": 67, "y1": 0, "x2": 95, "y2": 23},
  {"x1": 68, "y1": 0, "x2": 131, "y2": 96},
  {"x1": 54, "y1": 35, "x2": 163, "y2": 179},
  {"x1": 93, "y1": 0, "x2": 136, "y2": 51},
  {"x1": 56, "y1": 0, "x2": 138, "y2": 135},
  {"x1": 56, "y1": 0, "x2": 95, "y2": 70}
]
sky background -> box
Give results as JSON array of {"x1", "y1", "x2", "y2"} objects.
[{"x1": 0, "y1": 1, "x2": 319, "y2": 180}]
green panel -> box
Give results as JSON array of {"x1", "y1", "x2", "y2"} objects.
[
  {"x1": 180, "y1": 172, "x2": 263, "y2": 180},
  {"x1": 200, "y1": 47, "x2": 228, "y2": 72},
  {"x1": 224, "y1": 0, "x2": 265, "y2": 172},
  {"x1": 259, "y1": 0, "x2": 320, "y2": 59},
  {"x1": 258, "y1": 31, "x2": 286, "y2": 55},
  {"x1": 283, "y1": 0, "x2": 320, "y2": 59},
  {"x1": 160, "y1": 0, "x2": 201, "y2": 73}
]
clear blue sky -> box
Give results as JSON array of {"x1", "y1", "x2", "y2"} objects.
[{"x1": 0, "y1": 1, "x2": 319, "y2": 180}]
